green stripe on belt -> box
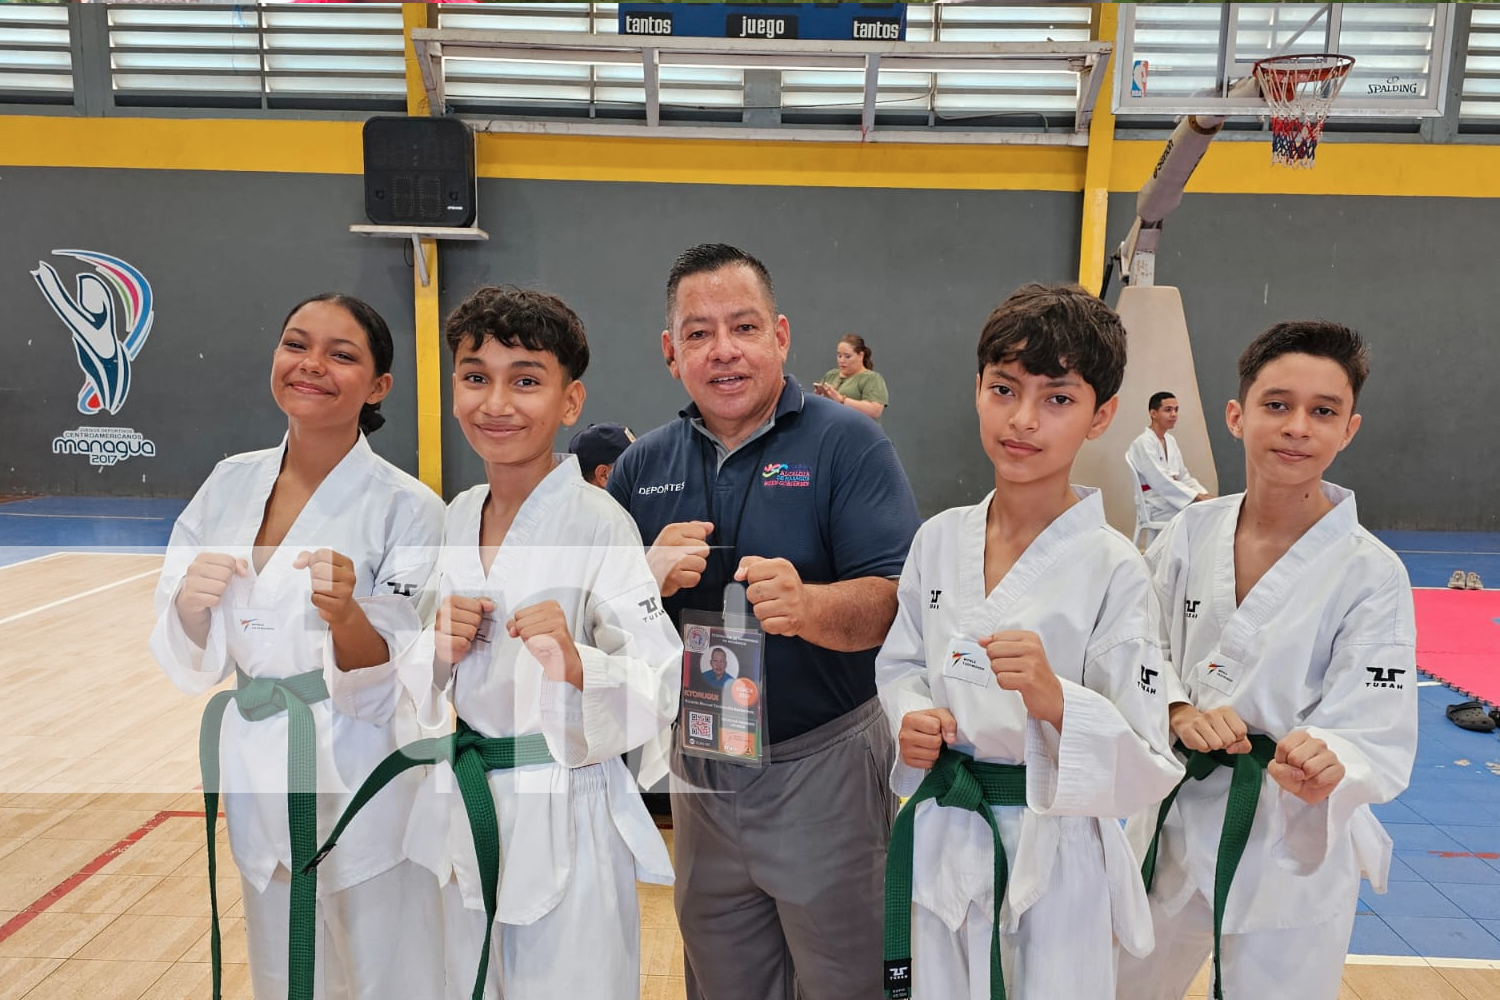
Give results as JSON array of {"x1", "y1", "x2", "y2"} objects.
[
  {"x1": 200, "y1": 667, "x2": 330, "y2": 1000},
  {"x1": 1141, "y1": 735, "x2": 1278, "y2": 1000},
  {"x1": 885, "y1": 746, "x2": 1027, "y2": 1000},
  {"x1": 306, "y1": 718, "x2": 554, "y2": 1000}
]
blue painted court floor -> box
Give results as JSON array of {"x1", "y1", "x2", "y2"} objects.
[
  {"x1": 4, "y1": 499, "x2": 1500, "y2": 958},
  {"x1": 0, "y1": 495, "x2": 184, "y2": 567}
]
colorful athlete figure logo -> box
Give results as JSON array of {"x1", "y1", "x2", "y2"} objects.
[{"x1": 31, "y1": 250, "x2": 155, "y2": 416}]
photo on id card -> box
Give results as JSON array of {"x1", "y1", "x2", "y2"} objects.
[{"x1": 678, "y1": 609, "x2": 766, "y2": 766}]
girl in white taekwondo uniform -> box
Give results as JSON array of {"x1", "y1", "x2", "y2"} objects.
[
  {"x1": 1118, "y1": 323, "x2": 1418, "y2": 1000},
  {"x1": 877, "y1": 284, "x2": 1184, "y2": 1000},
  {"x1": 150, "y1": 294, "x2": 445, "y2": 1000},
  {"x1": 324, "y1": 286, "x2": 679, "y2": 1000}
]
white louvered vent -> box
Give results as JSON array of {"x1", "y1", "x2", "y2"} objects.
[
  {"x1": 438, "y1": 3, "x2": 742, "y2": 114},
  {"x1": 107, "y1": 3, "x2": 405, "y2": 108},
  {"x1": 0, "y1": 3, "x2": 73, "y2": 104},
  {"x1": 1462, "y1": 4, "x2": 1500, "y2": 124}
]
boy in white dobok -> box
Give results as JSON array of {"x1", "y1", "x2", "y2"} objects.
[
  {"x1": 1117, "y1": 322, "x2": 1418, "y2": 1000},
  {"x1": 315, "y1": 286, "x2": 680, "y2": 1000},
  {"x1": 877, "y1": 283, "x2": 1184, "y2": 1000}
]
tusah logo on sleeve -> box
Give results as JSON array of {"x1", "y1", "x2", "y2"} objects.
[
  {"x1": 1365, "y1": 666, "x2": 1406, "y2": 689},
  {"x1": 1138, "y1": 665, "x2": 1159, "y2": 694}
]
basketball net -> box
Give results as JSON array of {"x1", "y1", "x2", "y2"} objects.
[{"x1": 1252, "y1": 54, "x2": 1355, "y2": 168}]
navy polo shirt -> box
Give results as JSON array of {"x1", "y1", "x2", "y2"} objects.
[{"x1": 608, "y1": 376, "x2": 920, "y2": 743}]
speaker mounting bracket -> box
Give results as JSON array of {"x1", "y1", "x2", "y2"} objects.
[{"x1": 349, "y1": 225, "x2": 489, "y2": 287}]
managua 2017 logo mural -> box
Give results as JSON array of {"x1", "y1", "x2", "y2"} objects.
[{"x1": 31, "y1": 250, "x2": 159, "y2": 467}]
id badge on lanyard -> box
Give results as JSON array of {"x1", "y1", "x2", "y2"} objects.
[{"x1": 677, "y1": 583, "x2": 768, "y2": 767}]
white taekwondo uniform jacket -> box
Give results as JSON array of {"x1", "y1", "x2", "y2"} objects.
[
  {"x1": 1127, "y1": 484, "x2": 1418, "y2": 933},
  {"x1": 397, "y1": 457, "x2": 679, "y2": 926},
  {"x1": 1129, "y1": 428, "x2": 1207, "y2": 520},
  {"x1": 151, "y1": 434, "x2": 444, "y2": 895},
  {"x1": 877, "y1": 487, "x2": 1184, "y2": 957}
]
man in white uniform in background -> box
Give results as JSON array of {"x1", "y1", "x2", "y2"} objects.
[{"x1": 1127, "y1": 391, "x2": 1213, "y2": 522}]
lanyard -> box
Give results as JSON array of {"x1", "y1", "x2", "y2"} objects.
[{"x1": 696, "y1": 430, "x2": 773, "y2": 600}]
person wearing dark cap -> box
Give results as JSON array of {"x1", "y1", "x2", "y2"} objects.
[{"x1": 569, "y1": 422, "x2": 636, "y2": 488}]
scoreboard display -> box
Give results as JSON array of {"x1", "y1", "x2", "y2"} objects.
[{"x1": 618, "y1": 3, "x2": 908, "y2": 42}]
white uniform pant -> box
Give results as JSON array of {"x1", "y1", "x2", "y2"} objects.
[
  {"x1": 1116, "y1": 889, "x2": 1358, "y2": 1000},
  {"x1": 911, "y1": 821, "x2": 1116, "y2": 1000},
  {"x1": 441, "y1": 765, "x2": 641, "y2": 1000},
  {"x1": 241, "y1": 858, "x2": 443, "y2": 1000}
]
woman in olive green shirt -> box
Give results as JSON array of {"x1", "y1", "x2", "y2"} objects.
[{"x1": 815, "y1": 334, "x2": 888, "y2": 421}]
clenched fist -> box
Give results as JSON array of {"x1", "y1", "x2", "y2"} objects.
[
  {"x1": 293, "y1": 548, "x2": 359, "y2": 627},
  {"x1": 435, "y1": 595, "x2": 494, "y2": 666},
  {"x1": 175, "y1": 552, "x2": 248, "y2": 621},
  {"x1": 647, "y1": 520, "x2": 713, "y2": 598},
  {"x1": 734, "y1": 556, "x2": 808, "y2": 638},
  {"x1": 508, "y1": 600, "x2": 583, "y2": 689},
  {"x1": 984, "y1": 630, "x2": 1064, "y2": 730},
  {"x1": 899, "y1": 708, "x2": 958, "y2": 770},
  {"x1": 1268, "y1": 730, "x2": 1345, "y2": 805}
]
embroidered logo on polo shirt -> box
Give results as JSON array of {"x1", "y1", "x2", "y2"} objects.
[
  {"x1": 637, "y1": 481, "x2": 685, "y2": 496},
  {"x1": 761, "y1": 462, "x2": 812, "y2": 488}
]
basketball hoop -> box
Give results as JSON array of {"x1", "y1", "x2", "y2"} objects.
[{"x1": 1252, "y1": 53, "x2": 1354, "y2": 169}]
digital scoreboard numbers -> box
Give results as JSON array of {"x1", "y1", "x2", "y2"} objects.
[{"x1": 618, "y1": 4, "x2": 907, "y2": 42}]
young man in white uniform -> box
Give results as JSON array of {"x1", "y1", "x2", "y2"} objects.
[
  {"x1": 320, "y1": 286, "x2": 680, "y2": 1000},
  {"x1": 152, "y1": 294, "x2": 445, "y2": 1000},
  {"x1": 1118, "y1": 322, "x2": 1418, "y2": 1000},
  {"x1": 1128, "y1": 391, "x2": 1212, "y2": 523},
  {"x1": 878, "y1": 283, "x2": 1184, "y2": 1000}
]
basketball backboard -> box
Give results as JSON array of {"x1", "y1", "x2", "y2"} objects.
[{"x1": 1114, "y1": 2, "x2": 1455, "y2": 118}]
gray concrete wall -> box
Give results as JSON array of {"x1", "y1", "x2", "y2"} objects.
[{"x1": 4, "y1": 165, "x2": 1493, "y2": 529}]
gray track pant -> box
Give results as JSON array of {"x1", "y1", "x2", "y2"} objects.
[{"x1": 670, "y1": 698, "x2": 898, "y2": 1000}]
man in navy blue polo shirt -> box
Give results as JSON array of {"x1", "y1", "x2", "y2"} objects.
[{"x1": 608, "y1": 243, "x2": 920, "y2": 1000}]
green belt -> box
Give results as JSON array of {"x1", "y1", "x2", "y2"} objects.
[
  {"x1": 307, "y1": 718, "x2": 554, "y2": 1000},
  {"x1": 884, "y1": 746, "x2": 1028, "y2": 1000},
  {"x1": 1141, "y1": 735, "x2": 1278, "y2": 1000},
  {"x1": 199, "y1": 666, "x2": 330, "y2": 1000}
]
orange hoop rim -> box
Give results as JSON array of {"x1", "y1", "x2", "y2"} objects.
[{"x1": 1253, "y1": 53, "x2": 1356, "y2": 103}]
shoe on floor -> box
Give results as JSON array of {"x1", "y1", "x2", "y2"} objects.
[
  {"x1": 1447, "y1": 700, "x2": 1498, "y2": 732},
  {"x1": 1466, "y1": 571, "x2": 1484, "y2": 590},
  {"x1": 1449, "y1": 570, "x2": 1467, "y2": 589}
]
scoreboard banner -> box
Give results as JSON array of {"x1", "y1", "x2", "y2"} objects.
[{"x1": 618, "y1": 3, "x2": 907, "y2": 42}]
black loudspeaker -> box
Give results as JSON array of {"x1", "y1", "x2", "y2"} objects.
[{"x1": 363, "y1": 116, "x2": 477, "y2": 227}]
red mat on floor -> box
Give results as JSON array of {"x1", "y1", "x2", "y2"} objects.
[{"x1": 1415, "y1": 588, "x2": 1500, "y2": 706}]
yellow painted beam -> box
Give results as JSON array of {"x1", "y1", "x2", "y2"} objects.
[
  {"x1": 1078, "y1": 3, "x2": 1118, "y2": 293},
  {"x1": 403, "y1": 2, "x2": 445, "y2": 496},
  {"x1": 412, "y1": 237, "x2": 444, "y2": 495},
  {"x1": 0, "y1": 116, "x2": 363, "y2": 173},
  {"x1": 475, "y1": 132, "x2": 1088, "y2": 191},
  {"x1": 7, "y1": 114, "x2": 1498, "y2": 201},
  {"x1": 1109, "y1": 139, "x2": 1500, "y2": 198}
]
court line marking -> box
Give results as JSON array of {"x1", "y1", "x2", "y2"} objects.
[
  {"x1": 0, "y1": 511, "x2": 171, "y2": 521},
  {"x1": 0, "y1": 811, "x2": 1493, "y2": 967},
  {"x1": 0, "y1": 809, "x2": 211, "y2": 945},
  {"x1": 0, "y1": 566, "x2": 161, "y2": 628},
  {"x1": 1346, "y1": 954, "x2": 1500, "y2": 969},
  {"x1": 0, "y1": 552, "x2": 65, "y2": 573}
]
